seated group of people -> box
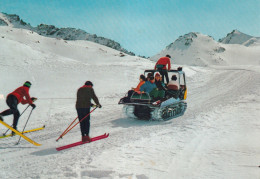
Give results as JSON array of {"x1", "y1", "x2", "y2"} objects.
[{"x1": 124, "y1": 72, "x2": 180, "y2": 103}]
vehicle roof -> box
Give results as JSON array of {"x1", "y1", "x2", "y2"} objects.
[{"x1": 144, "y1": 69, "x2": 185, "y2": 75}]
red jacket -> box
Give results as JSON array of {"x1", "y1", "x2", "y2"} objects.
[
  {"x1": 134, "y1": 81, "x2": 145, "y2": 92},
  {"x1": 154, "y1": 57, "x2": 171, "y2": 70},
  {"x1": 8, "y1": 86, "x2": 33, "y2": 105}
]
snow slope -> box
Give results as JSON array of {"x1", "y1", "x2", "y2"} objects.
[
  {"x1": 0, "y1": 26, "x2": 260, "y2": 179},
  {"x1": 150, "y1": 32, "x2": 260, "y2": 67}
]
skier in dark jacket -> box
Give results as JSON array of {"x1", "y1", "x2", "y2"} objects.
[
  {"x1": 76, "y1": 81, "x2": 101, "y2": 142},
  {"x1": 0, "y1": 81, "x2": 36, "y2": 135}
]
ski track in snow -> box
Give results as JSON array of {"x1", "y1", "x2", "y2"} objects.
[{"x1": 0, "y1": 26, "x2": 260, "y2": 179}]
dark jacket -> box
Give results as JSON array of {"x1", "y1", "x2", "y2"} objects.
[
  {"x1": 76, "y1": 85, "x2": 100, "y2": 108},
  {"x1": 155, "y1": 80, "x2": 166, "y2": 90}
]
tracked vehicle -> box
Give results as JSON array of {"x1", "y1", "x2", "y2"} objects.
[{"x1": 118, "y1": 68, "x2": 187, "y2": 121}]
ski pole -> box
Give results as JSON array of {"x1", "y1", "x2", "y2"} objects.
[
  {"x1": 59, "y1": 107, "x2": 97, "y2": 140},
  {"x1": 3, "y1": 104, "x2": 30, "y2": 136},
  {"x1": 56, "y1": 116, "x2": 78, "y2": 142},
  {"x1": 16, "y1": 108, "x2": 34, "y2": 145}
]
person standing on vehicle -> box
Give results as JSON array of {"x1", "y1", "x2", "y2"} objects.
[
  {"x1": 76, "y1": 81, "x2": 101, "y2": 142},
  {"x1": 0, "y1": 81, "x2": 36, "y2": 135},
  {"x1": 154, "y1": 54, "x2": 172, "y2": 84}
]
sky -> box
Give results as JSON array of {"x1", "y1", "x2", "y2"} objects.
[{"x1": 0, "y1": 0, "x2": 259, "y2": 57}]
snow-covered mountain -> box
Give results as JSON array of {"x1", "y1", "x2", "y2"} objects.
[
  {"x1": 151, "y1": 31, "x2": 260, "y2": 66},
  {"x1": 219, "y1": 29, "x2": 260, "y2": 46},
  {"x1": 0, "y1": 12, "x2": 135, "y2": 56},
  {"x1": 0, "y1": 24, "x2": 260, "y2": 179}
]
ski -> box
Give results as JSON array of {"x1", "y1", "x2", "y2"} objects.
[
  {"x1": 0, "y1": 120, "x2": 41, "y2": 146},
  {"x1": 56, "y1": 133, "x2": 109, "y2": 151},
  {"x1": 0, "y1": 125, "x2": 45, "y2": 139}
]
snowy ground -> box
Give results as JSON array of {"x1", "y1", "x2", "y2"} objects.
[{"x1": 0, "y1": 26, "x2": 260, "y2": 179}]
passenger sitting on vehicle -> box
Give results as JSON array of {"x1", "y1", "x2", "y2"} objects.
[
  {"x1": 132, "y1": 75, "x2": 146, "y2": 92},
  {"x1": 167, "y1": 75, "x2": 180, "y2": 99},
  {"x1": 123, "y1": 75, "x2": 146, "y2": 103},
  {"x1": 154, "y1": 73, "x2": 166, "y2": 91},
  {"x1": 139, "y1": 75, "x2": 156, "y2": 94},
  {"x1": 167, "y1": 75, "x2": 179, "y2": 90},
  {"x1": 146, "y1": 72, "x2": 153, "y2": 81},
  {"x1": 150, "y1": 73, "x2": 166, "y2": 100},
  {"x1": 128, "y1": 74, "x2": 146, "y2": 97}
]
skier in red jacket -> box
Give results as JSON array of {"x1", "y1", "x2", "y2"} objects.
[
  {"x1": 154, "y1": 54, "x2": 172, "y2": 84},
  {"x1": 0, "y1": 81, "x2": 36, "y2": 134}
]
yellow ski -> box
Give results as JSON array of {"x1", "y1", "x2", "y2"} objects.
[
  {"x1": 0, "y1": 125, "x2": 45, "y2": 139},
  {"x1": 0, "y1": 120, "x2": 41, "y2": 146}
]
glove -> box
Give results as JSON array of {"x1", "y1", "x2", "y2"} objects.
[
  {"x1": 97, "y1": 104, "x2": 102, "y2": 108},
  {"x1": 30, "y1": 104, "x2": 36, "y2": 109},
  {"x1": 31, "y1": 97, "x2": 37, "y2": 102}
]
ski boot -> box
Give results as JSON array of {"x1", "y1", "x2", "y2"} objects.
[
  {"x1": 11, "y1": 126, "x2": 17, "y2": 136},
  {"x1": 82, "y1": 135, "x2": 91, "y2": 143}
]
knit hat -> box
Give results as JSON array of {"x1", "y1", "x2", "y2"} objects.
[
  {"x1": 155, "y1": 73, "x2": 160, "y2": 77},
  {"x1": 85, "y1": 81, "x2": 93, "y2": 86},
  {"x1": 23, "y1": 81, "x2": 31, "y2": 88},
  {"x1": 166, "y1": 54, "x2": 171, "y2": 58}
]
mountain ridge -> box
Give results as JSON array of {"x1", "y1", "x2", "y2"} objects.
[
  {"x1": 150, "y1": 31, "x2": 260, "y2": 66},
  {"x1": 0, "y1": 12, "x2": 135, "y2": 56},
  {"x1": 219, "y1": 29, "x2": 260, "y2": 46}
]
